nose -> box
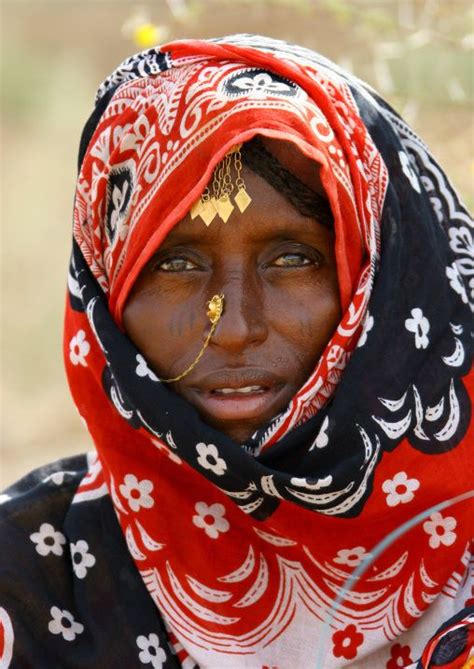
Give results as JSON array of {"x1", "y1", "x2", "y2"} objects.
[{"x1": 209, "y1": 270, "x2": 268, "y2": 353}]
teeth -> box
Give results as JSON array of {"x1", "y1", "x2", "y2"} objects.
[{"x1": 214, "y1": 386, "x2": 264, "y2": 394}]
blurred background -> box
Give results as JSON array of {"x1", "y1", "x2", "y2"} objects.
[{"x1": 1, "y1": 0, "x2": 473, "y2": 487}]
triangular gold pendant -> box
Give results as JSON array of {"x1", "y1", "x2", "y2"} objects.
[
  {"x1": 235, "y1": 187, "x2": 252, "y2": 213},
  {"x1": 216, "y1": 196, "x2": 234, "y2": 223},
  {"x1": 201, "y1": 199, "x2": 217, "y2": 226},
  {"x1": 190, "y1": 198, "x2": 204, "y2": 220}
]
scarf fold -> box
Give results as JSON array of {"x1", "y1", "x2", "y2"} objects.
[{"x1": 64, "y1": 35, "x2": 473, "y2": 668}]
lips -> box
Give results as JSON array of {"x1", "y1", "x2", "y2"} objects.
[
  {"x1": 191, "y1": 368, "x2": 284, "y2": 392},
  {"x1": 187, "y1": 368, "x2": 287, "y2": 426},
  {"x1": 212, "y1": 385, "x2": 266, "y2": 395}
]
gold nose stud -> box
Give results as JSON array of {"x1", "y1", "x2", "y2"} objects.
[
  {"x1": 161, "y1": 294, "x2": 225, "y2": 383},
  {"x1": 206, "y1": 293, "x2": 225, "y2": 324}
]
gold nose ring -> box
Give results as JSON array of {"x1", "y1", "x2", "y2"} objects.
[
  {"x1": 206, "y1": 293, "x2": 225, "y2": 324},
  {"x1": 161, "y1": 294, "x2": 225, "y2": 383}
]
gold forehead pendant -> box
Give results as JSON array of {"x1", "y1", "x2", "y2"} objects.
[{"x1": 190, "y1": 144, "x2": 252, "y2": 226}]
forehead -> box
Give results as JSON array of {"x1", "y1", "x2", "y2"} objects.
[
  {"x1": 159, "y1": 165, "x2": 332, "y2": 250},
  {"x1": 158, "y1": 137, "x2": 329, "y2": 249}
]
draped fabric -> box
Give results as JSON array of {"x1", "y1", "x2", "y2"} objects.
[{"x1": 1, "y1": 35, "x2": 473, "y2": 668}]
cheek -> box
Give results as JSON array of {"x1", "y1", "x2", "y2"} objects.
[
  {"x1": 168, "y1": 309, "x2": 198, "y2": 337},
  {"x1": 268, "y1": 279, "x2": 341, "y2": 375},
  {"x1": 123, "y1": 293, "x2": 201, "y2": 373}
]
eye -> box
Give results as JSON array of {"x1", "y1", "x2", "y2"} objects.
[
  {"x1": 272, "y1": 252, "x2": 319, "y2": 268},
  {"x1": 153, "y1": 256, "x2": 198, "y2": 272}
]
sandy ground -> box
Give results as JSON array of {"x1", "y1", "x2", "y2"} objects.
[{"x1": 1, "y1": 1, "x2": 472, "y2": 488}]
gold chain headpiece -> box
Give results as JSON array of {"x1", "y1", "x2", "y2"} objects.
[
  {"x1": 190, "y1": 144, "x2": 252, "y2": 226},
  {"x1": 161, "y1": 294, "x2": 225, "y2": 383}
]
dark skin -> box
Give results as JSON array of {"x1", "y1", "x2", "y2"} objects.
[{"x1": 123, "y1": 144, "x2": 341, "y2": 443}]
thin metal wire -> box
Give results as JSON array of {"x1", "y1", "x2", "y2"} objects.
[{"x1": 162, "y1": 294, "x2": 224, "y2": 383}]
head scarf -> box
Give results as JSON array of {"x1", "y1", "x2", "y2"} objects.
[{"x1": 64, "y1": 35, "x2": 473, "y2": 667}]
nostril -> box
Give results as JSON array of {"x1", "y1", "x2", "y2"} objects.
[{"x1": 207, "y1": 278, "x2": 267, "y2": 351}]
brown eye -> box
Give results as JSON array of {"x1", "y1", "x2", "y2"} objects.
[
  {"x1": 154, "y1": 257, "x2": 197, "y2": 272},
  {"x1": 272, "y1": 253, "x2": 315, "y2": 268}
]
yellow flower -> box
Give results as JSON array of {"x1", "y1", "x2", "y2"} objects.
[{"x1": 132, "y1": 23, "x2": 167, "y2": 49}]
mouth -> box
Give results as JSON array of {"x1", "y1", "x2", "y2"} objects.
[
  {"x1": 211, "y1": 385, "x2": 267, "y2": 395},
  {"x1": 187, "y1": 370, "x2": 288, "y2": 426}
]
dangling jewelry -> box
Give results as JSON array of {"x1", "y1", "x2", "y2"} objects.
[
  {"x1": 190, "y1": 144, "x2": 252, "y2": 226},
  {"x1": 233, "y1": 145, "x2": 252, "y2": 214},
  {"x1": 212, "y1": 150, "x2": 234, "y2": 223},
  {"x1": 161, "y1": 294, "x2": 225, "y2": 383},
  {"x1": 192, "y1": 185, "x2": 217, "y2": 227}
]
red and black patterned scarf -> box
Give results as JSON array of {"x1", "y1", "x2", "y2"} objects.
[{"x1": 64, "y1": 36, "x2": 473, "y2": 668}]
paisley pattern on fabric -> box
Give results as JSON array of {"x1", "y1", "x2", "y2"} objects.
[{"x1": 220, "y1": 68, "x2": 300, "y2": 99}]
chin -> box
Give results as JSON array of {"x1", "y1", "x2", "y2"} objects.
[
  {"x1": 193, "y1": 403, "x2": 266, "y2": 443},
  {"x1": 205, "y1": 417, "x2": 259, "y2": 445}
]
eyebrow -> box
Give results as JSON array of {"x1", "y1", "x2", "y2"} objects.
[
  {"x1": 160, "y1": 219, "x2": 333, "y2": 252},
  {"x1": 247, "y1": 221, "x2": 335, "y2": 244},
  {"x1": 157, "y1": 231, "x2": 211, "y2": 249}
]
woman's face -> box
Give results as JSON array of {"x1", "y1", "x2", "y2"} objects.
[{"x1": 123, "y1": 156, "x2": 340, "y2": 444}]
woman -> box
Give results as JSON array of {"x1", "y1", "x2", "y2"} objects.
[{"x1": 1, "y1": 35, "x2": 472, "y2": 669}]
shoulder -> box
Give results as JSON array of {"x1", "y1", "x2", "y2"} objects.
[
  {"x1": 0, "y1": 456, "x2": 167, "y2": 669},
  {"x1": 0, "y1": 456, "x2": 89, "y2": 667},
  {"x1": 0, "y1": 454, "x2": 88, "y2": 532},
  {"x1": 0, "y1": 455, "x2": 90, "y2": 584}
]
